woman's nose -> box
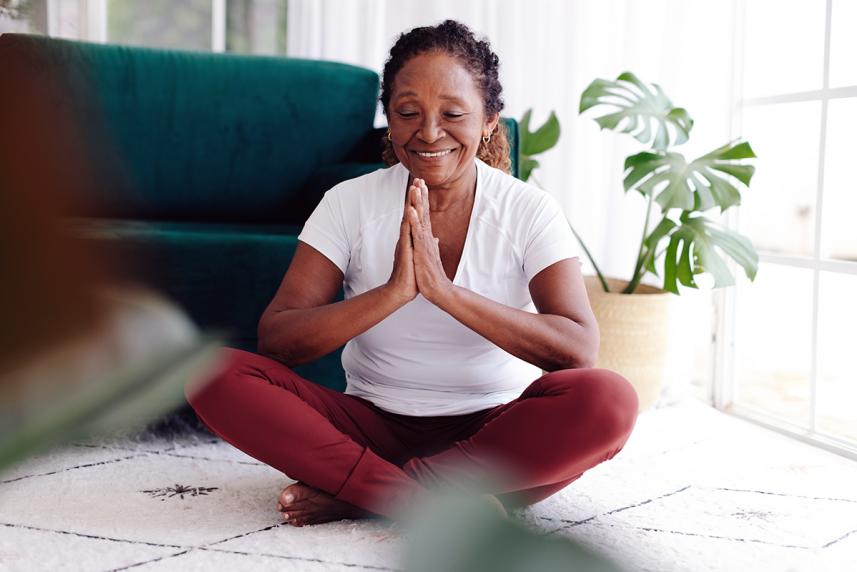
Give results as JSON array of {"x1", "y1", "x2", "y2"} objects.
[{"x1": 417, "y1": 116, "x2": 444, "y2": 143}]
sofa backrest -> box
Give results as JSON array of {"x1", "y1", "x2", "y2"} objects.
[{"x1": 0, "y1": 33, "x2": 381, "y2": 224}]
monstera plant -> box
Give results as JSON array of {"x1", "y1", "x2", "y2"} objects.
[
  {"x1": 578, "y1": 71, "x2": 759, "y2": 294},
  {"x1": 518, "y1": 108, "x2": 561, "y2": 183},
  {"x1": 519, "y1": 72, "x2": 759, "y2": 295},
  {"x1": 518, "y1": 72, "x2": 760, "y2": 411}
]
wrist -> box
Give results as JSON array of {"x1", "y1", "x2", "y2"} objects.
[
  {"x1": 381, "y1": 282, "x2": 413, "y2": 308},
  {"x1": 425, "y1": 280, "x2": 456, "y2": 307}
]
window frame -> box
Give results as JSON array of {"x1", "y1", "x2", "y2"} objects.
[{"x1": 716, "y1": 0, "x2": 857, "y2": 462}]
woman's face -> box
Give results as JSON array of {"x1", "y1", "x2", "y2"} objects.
[{"x1": 387, "y1": 51, "x2": 498, "y2": 189}]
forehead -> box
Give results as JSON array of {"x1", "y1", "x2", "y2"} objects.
[{"x1": 391, "y1": 52, "x2": 481, "y2": 103}]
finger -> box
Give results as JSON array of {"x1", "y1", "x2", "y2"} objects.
[
  {"x1": 411, "y1": 184, "x2": 423, "y2": 222},
  {"x1": 419, "y1": 180, "x2": 432, "y2": 230},
  {"x1": 409, "y1": 208, "x2": 424, "y2": 244},
  {"x1": 400, "y1": 212, "x2": 410, "y2": 236}
]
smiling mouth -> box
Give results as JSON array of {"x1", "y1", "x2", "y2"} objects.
[{"x1": 412, "y1": 148, "x2": 455, "y2": 158}]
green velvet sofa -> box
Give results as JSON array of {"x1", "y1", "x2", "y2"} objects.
[{"x1": 0, "y1": 33, "x2": 520, "y2": 394}]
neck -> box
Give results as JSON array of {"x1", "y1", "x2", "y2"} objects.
[{"x1": 407, "y1": 162, "x2": 477, "y2": 214}]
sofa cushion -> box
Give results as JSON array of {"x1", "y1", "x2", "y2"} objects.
[
  {"x1": 69, "y1": 217, "x2": 347, "y2": 391},
  {"x1": 0, "y1": 33, "x2": 380, "y2": 225},
  {"x1": 300, "y1": 161, "x2": 386, "y2": 205}
]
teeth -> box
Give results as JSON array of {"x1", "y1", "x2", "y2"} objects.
[{"x1": 416, "y1": 149, "x2": 453, "y2": 158}]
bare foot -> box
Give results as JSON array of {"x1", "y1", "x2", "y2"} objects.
[{"x1": 276, "y1": 481, "x2": 377, "y2": 527}]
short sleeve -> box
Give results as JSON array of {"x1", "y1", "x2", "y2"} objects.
[
  {"x1": 296, "y1": 189, "x2": 350, "y2": 275},
  {"x1": 522, "y1": 193, "x2": 579, "y2": 283}
]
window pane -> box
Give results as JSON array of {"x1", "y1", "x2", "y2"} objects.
[
  {"x1": 107, "y1": 0, "x2": 212, "y2": 51},
  {"x1": 733, "y1": 263, "x2": 812, "y2": 426},
  {"x1": 820, "y1": 97, "x2": 857, "y2": 262},
  {"x1": 0, "y1": 0, "x2": 48, "y2": 34},
  {"x1": 738, "y1": 101, "x2": 820, "y2": 257},
  {"x1": 49, "y1": 0, "x2": 81, "y2": 39},
  {"x1": 226, "y1": 0, "x2": 288, "y2": 55},
  {"x1": 829, "y1": 0, "x2": 857, "y2": 88},
  {"x1": 817, "y1": 271, "x2": 857, "y2": 442},
  {"x1": 742, "y1": 0, "x2": 825, "y2": 97}
]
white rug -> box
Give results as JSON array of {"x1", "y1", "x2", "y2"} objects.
[{"x1": 1, "y1": 394, "x2": 855, "y2": 571}]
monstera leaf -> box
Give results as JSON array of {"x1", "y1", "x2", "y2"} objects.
[
  {"x1": 654, "y1": 212, "x2": 759, "y2": 294},
  {"x1": 518, "y1": 108, "x2": 561, "y2": 182},
  {"x1": 623, "y1": 139, "x2": 757, "y2": 213},
  {"x1": 579, "y1": 71, "x2": 693, "y2": 151}
]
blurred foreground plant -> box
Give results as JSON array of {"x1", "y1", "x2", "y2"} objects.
[
  {"x1": 399, "y1": 487, "x2": 629, "y2": 572},
  {"x1": 0, "y1": 283, "x2": 225, "y2": 471},
  {"x1": 0, "y1": 51, "x2": 226, "y2": 471}
]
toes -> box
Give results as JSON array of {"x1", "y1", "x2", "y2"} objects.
[
  {"x1": 282, "y1": 510, "x2": 311, "y2": 527},
  {"x1": 279, "y1": 481, "x2": 318, "y2": 507},
  {"x1": 279, "y1": 487, "x2": 300, "y2": 507},
  {"x1": 288, "y1": 516, "x2": 310, "y2": 527}
]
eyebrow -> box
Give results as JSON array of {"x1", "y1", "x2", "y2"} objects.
[{"x1": 394, "y1": 91, "x2": 465, "y2": 103}]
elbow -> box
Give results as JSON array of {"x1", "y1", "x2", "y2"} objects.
[
  {"x1": 561, "y1": 321, "x2": 600, "y2": 370},
  {"x1": 255, "y1": 336, "x2": 279, "y2": 364},
  {"x1": 256, "y1": 313, "x2": 273, "y2": 354},
  {"x1": 564, "y1": 351, "x2": 596, "y2": 370},
  {"x1": 256, "y1": 311, "x2": 294, "y2": 366},
  {"x1": 578, "y1": 321, "x2": 600, "y2": 368}
]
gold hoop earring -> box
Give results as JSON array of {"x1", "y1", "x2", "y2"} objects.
[
  {"x1": 482, "y1": 133, "x2": 491, "y2": 144},
  {"x1": 386, "y1": 128, "x2": 392, "y2": 142}
]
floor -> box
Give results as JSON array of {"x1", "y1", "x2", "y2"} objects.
[{"x1": 1, "y1": 388, "x2": 856, "y2": 571}]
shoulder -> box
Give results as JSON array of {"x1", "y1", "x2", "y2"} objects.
[
  {"x1": 318, "y1": 163, "x2": 405, "y2": 227},
  {"x1": 476, "y1": 158, "x2": 559, "y2": 217},
  {"x1": 325, "y1": 162, "x2": 402, "y2": 200}
]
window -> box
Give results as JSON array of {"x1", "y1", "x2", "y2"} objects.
[
  {"x1": 720, "y1": 0, "x2": 857, "y2": 460},
  {"x1": 0, "y1": 0, "x2": 92, "y2": 42},
  {"x1": 107, "y1": 0, "x2": 213, "y2": 51},
  {"x1": 0, "y1": 0, "x2": 288, "y2": 55}
]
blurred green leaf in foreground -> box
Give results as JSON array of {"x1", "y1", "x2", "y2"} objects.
[
  {"x1": 0, "y1": 47, "x2": 226, "y2": 472},
  {"x1": 399, "y1": 486, "x2": 629, "y2": 572}
]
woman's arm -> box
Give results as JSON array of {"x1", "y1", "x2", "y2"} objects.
[
  {"x1": 257, "y1": 241, "x2": 409, "y2": 367},
  {"x1": 406, "y1": 179, "x2": 599, "y2": 372},
  {"x1": 429, "y1": 258, "x2": 599, "y2": 372}
]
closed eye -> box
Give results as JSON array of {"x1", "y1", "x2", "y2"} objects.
[{"x1": 396, "y1": 112, "x2": 466, "y2": 119}]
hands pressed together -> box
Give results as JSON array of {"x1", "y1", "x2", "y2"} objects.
[{"x1": 387, "y1": 177, "x2": 454, "y2": 306}]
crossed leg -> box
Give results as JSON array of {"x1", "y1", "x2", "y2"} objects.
[
  {"x1": 185, "y1": 347, "x2": 640, "y2": 523},
  {"x1": 185, "y1": 347, "x2": 430, "y2": 523},
  {"x1": 401, "y1": 368, "x2": 640, "y2": 510}
]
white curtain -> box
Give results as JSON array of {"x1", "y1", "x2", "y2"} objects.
[{"x1": 288, "y1": 0, "x2": 739, "y2": 395}]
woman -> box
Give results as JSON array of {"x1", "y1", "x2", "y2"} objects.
[{"x1": 185, "y1": 19, "x2": 639, "y2": 528}]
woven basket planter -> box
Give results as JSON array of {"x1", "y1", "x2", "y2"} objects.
[{"x1": 583, "y1": 275, "x2": 672, "y2": 413}]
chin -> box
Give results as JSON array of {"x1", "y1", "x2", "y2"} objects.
[
  {"x1": 414, "y1": 171, "x2": 449, "y2": 187},
  {"x1": 409, "y1": 161, "x2": 457, "y2": 181}
]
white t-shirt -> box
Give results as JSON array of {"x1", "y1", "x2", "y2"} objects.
[{"x1": 296, "y1": 157, "x2": 579, "y2": 416}]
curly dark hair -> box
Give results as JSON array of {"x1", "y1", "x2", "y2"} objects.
[{"x1": 379, "y1": 19, "x2": 511, "y2": 174}]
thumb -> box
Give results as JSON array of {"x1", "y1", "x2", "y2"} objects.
[{"x1": 400, "y1": 218, "x2": 414, "y2": 254}]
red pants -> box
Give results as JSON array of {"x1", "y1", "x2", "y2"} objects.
[{"x1": 185, "y1": 347, "x2": 639, "y2": 520}]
